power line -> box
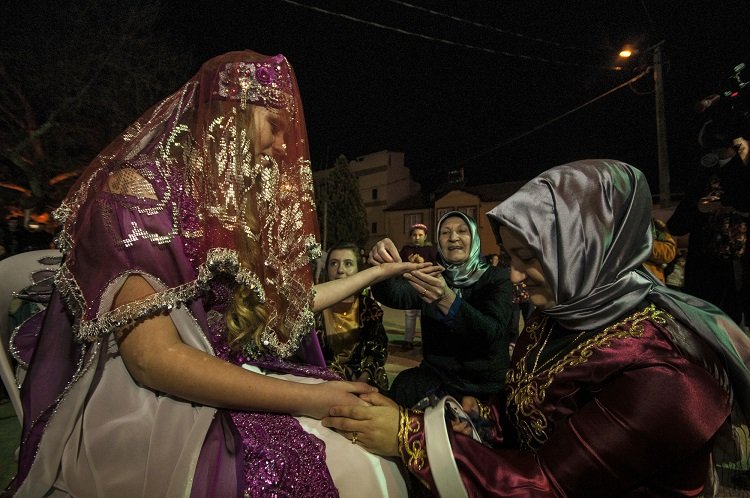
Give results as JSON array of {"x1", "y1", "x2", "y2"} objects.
[
  {"x1": 383, "y1": 0, "x2": 606, "y2": 55},
  {"x1": 640, "y1": 0, "x2": 660, "y2": 39},
  {"x1": 279, "y1": 0, "x2": 620, "y2": 71},
  {"x1": 459, "y1": 68, "x2": 650, "y2": 164}
]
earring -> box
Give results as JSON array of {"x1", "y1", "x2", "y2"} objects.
[{"x1": 512, "y1": 281, "x2": 529, "y2": 304}]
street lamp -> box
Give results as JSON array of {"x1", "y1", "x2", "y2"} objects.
[{"x1": 618, "y1": 44, "x2": 636, "y2": 59}]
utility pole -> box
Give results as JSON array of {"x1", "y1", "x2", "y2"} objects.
[
  {"x1": 322, "y1": 183, "x2": 328, "y2": 251},
  {"x1": 653, "y1": 41, "x2": 671, "y2": 207}
]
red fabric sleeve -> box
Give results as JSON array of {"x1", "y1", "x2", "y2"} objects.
[
  {"x1": 536, "y1": 360, "x2": 729, "y2": 496},
  {"x1": 413, "y1": 358, "x2": 729, "y2": 497}
]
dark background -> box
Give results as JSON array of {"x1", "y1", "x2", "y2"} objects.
[{"x1": 14, "y1": 1, "x2": 750, "y2": 195}]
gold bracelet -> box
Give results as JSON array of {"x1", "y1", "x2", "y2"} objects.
[{"x1": 397, "y1": 405, "x2": 408, "y2": 453}]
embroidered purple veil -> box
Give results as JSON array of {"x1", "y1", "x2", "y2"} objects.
[{"x1": 53, "y1": 50, "x2": 321, "y2": 358}]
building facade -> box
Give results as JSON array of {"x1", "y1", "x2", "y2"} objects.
[
  {"x1": 313, "y1": 150, "x2": 528, "y2": 255},
  {"x1": 384, "y1": 181, "x2": 527, "y2": 256},
  {"x1": 314, "y1": 150, "x2": 422, "y2": 249}
]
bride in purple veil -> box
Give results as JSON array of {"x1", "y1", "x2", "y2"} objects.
[{"x1": 9, "y1": 50, "x2": 414, "y2": 497}]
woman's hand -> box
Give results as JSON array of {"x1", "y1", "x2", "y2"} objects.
[
  {"x1": 312, "y1": 261, "x2": 427, "y2": 311},
  {"x1": 322, "y1": 392, "x2": 400, "y2": 457},
  {"x1": 407, "y1": 253, "x2": 425, "y2": 264},
  {"x1": 369, "y1": 238, "x2": 402, "y2": 265},
  {"x1": 355, "y1": 372, "x2": 371, "y2": 383},
  {"x1": 404, "y1": 265, "x2": 456, "y2": 312},
  {"x1": 303, "y1": 381, "x2": 376, "y2": 419},
  {"x1": 374, "y1": 261, "x2": 430, "y2": 283},
  {"x1": 450, "y1": 396, "x2": 480, "y2": 436},
  {"x1": 460, "y1": 396, "x2": 481, "y2": 418}
]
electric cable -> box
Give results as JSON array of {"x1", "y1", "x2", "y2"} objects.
[
  {"x1": 280, "y1": 0, "x2": 620, "y2": 70},
  {"x1": 459, "y1": 68, "x2": 650, "y2": 164},
  {"x1": 383, "y1": 0, "x2": 607, "y2": 55}
]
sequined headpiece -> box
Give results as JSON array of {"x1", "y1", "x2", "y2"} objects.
[{"x1": 214, "y1": 54, "x2": 295, "y2": 113}]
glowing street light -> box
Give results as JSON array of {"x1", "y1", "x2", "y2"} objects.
[{"x1": 618, "y1": 44, "x2": 637, "y2": 59}]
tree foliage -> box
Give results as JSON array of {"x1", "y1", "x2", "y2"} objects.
[
  {"x1": 0, "y1": 0, "x2": 192, "y2": 216},
  {"x1": 316, "y1": 155, "x2": 369, "y2": 249}
]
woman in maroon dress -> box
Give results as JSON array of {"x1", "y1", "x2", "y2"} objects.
[{"x1": 323, "y1": 159, "x2": 750, "y2": 497}]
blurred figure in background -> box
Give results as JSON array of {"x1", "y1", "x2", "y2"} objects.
[
  {"x1": 398, "y1": 223, "x2": 437, "y2": 350},
  {"x1": 643, "y1": 217, "x2": 677, "y2": 283},
  {"x1": 668, "y1": 116, "x2": 750, "y2": 325},
  {"x1": 665, "y1": 250, "x2": 688, "y2": 290}
]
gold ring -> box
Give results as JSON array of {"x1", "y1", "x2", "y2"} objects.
[
  {"x1": 351, "y1": 432, "x2": 359, "y2": 444},
  {"x1": 421, "y1": 289, "x2": 427, "y2": 296}
]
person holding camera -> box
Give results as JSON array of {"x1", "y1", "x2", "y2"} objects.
[{"x1": 667, "y1": 116, "x2": 750, "y2": 325}]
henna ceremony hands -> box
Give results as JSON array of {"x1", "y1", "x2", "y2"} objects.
[
  {"x1": 367, "y1": 239, "x2": 430, "y2": 284},
  {"x1": 322, "y1": 392, "x2": 401, "y2": 457},
  {"x1": 407, "y1": 253, "x2": 425, "y2": 264},
  {"x1": 305, "y1": 381, "x2": 376, "y2": 420},
  {"x1": 368, "y1": 238, "x2": 402, "y2": 265}
]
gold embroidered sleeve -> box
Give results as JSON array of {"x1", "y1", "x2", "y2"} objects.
[{"x1": 397, "y1": 406, "x2": 427, "y2": 472}]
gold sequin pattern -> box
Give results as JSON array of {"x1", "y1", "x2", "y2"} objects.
[{"x1": 50, "y1": 52, "x2": 320, "y2": 360}]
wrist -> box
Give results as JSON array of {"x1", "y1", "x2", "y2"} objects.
[{"x1": 436, "y1": 287, "x2": 449, "y2": 303}]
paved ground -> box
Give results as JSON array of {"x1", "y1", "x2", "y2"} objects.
[{"x1": 381, "y1": 305, "x2": 422, "y2": 385}]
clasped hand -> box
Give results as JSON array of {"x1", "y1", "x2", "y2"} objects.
[{"x1": 322, "y1": 392, "x2": 401, "y2": 457}]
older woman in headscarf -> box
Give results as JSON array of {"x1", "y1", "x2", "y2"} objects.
[
  {"x1": 368, "y1": 211, "x2": 513, "y2": 408},
  {"x1": 325, "y1": 160, "x2": 750, "y2": 497}
]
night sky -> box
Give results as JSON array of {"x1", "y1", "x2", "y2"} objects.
[
  {"x1": 58, "y1": 1, "x2": 750, "y2": 194},
  {"x1": 219, "y1": 0, "x2": 746, "y2": 196}
]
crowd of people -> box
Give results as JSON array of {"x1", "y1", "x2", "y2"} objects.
[{"x1": 3, "y1": 49, "x2": 750, "y2": 497}]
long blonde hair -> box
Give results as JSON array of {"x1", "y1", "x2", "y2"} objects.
[
  {"x1": 225, "y1": 197, "x2": 296, "y2": 351},
  {"x1": 225, "y1": 204, "x2": 270, "y2": 350},
  {"x1": 221, "y1": 105, "x2": 297, "y2": 352}
]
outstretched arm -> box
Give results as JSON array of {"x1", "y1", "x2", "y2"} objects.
[
  {"x1": 311, "y1": 260, "x2": 427, "y2": 311},
  {"x1": 115, "y1": 275, "x2": 375, "y2": 419}
]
